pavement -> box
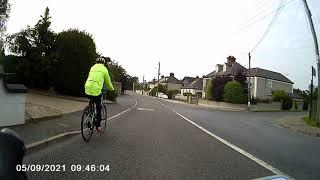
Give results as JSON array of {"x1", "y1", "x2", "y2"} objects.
[
  {"x1": 9, "y1": 94, "x2": 136, "y2": 146},
  {"x1": 277, "y1": 116, "x2": 320, "y2": 137},
  {"x1": 24, "y1": 92, "x2": 273, "y2": 180}
]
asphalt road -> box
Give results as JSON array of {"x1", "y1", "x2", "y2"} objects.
[
  {"x1": 159, "y1": 97, "x2": 320, "y2": 180},
  {"x1": 24, "y1": 93, "x2": 276, "y2": 180}
]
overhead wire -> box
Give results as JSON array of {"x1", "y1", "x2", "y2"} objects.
[
  {"x1": 250, "y1": 0, "x2": 286, "y2": 53},
  {"x1": 238, "y1": 0, "x2": 297, "y2": 32}
]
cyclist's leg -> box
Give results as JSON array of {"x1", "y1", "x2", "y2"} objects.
[{"x1": 93, "y1": 93, "x2": 102, "y2": 127}]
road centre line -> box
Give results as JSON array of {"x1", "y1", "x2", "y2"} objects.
[{"x1": 160, "y1": 103, "x2": 293, "y2": 179}]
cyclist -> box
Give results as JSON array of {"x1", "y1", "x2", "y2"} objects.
[{"x1": 84, "y1": 57, "x2": 114, "y2": 132}]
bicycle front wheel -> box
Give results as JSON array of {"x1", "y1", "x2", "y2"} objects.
[
  {"x1": 81, "y1": 106, "x2": 94, "y2": 142},
  {"x1": 101, "y1": 104, "x2": 107, "y2": 133}
]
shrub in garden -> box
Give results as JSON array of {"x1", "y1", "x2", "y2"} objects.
[
  {"x1": 272, "y1": 90, "x2": 287, "y2": 102},
  {"x1": 105, "y1": 90, "x2": 118, "y2": 102},
  {"x1": 281, "y1": 96, "x2": 293, "y2": 110},
  {"x1": 223, "y1": 81, "x2": 247, "y2": 104}
]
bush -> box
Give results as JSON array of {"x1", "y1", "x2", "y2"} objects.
[
  {"x1": 183, "y1": 92, "x2": 192, "y2": 96},
  {"x1": 166, "y1": 90, "x2": 179, "y2": 99},
  {"x1": 54, "y1": 29, "x2": 97, "y2": 96},
  {"x1": 223, "y1": 81, "x2": 247, "y2": 104},
  {"x1": 272, "y1": 90, "x2": 287, "y2": 102},
  {"x1": 205, "y1": 80, "x2": 213, "y2": 100},
  {"x1": 282, "y1": 96, "x2": 293, "y2": 110},
  {"x1": 105, "y1": 90, "x2": 118, "y2": 102},
  {"x1": 250, "y1": 97, "x2": 257, "y2": 105},
  {"x1": 212, "y1": 76, "x2": 232, "y2": 101},
  {"x1": 150, "y1": 87, "x2": 157, "y2": 96}
]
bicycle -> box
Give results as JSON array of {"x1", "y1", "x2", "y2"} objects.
[{"x1": 81, "y1": 92, "x2": 108, "y2": 142}]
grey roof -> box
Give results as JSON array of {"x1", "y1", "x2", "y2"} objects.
[
  {"x1": 216, "y1": 62, "x2": 246, "y2": 76},
  {"x1": 204, "y1": 70, "x2": 216, "y2": 78},
  {"x1": 182, "y1": 78, "x2": 203, "y2": 90},
  {"x1": 246, "y1": 68, "x2": 293, "y2": 84},
  {"x1": 166, "y1": 76, "x2": 182, "y2": 84},
  {"x1": 182, "y1": 76, "x2": 196, "y2": 87},
  {"x1": 289, "y1": 92, "x2": 303, "y2": 99}
]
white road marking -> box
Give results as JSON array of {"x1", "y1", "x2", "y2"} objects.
[
  {"x1": 107, "y1": 98, "x2": 138, "y2": 121},
  {"x1": 160, "y1": 103, "x2": 293, "y2": 179},
  {"x1": 137, "y1": 108, "x2": 154, "y2": 111}
]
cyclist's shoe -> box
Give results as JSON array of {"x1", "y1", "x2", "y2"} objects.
[{"x1": 96, "y1": 126, "x2": 104, "y2": 133}]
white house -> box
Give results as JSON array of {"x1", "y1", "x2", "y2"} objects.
[
  {"x1": 181, "y1": 78, "x2": 203, "y2": 97},
  {"x1": 202, "y1": 56, "x2": 294, "y2": 100},
  {"x1": 246, "y1": 68, "x2": 294, "y2": 99}
]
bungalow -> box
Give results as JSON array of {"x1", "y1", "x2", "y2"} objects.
[
  {"x1": 159, "y1": 73, "x2": 182, "y2": 91},
  {"x1": 181, "y1": 77, "x2": 203, "y2": 97},
  {"x1": 202, "y1": 56, "x2": 294, "y2": 100}
]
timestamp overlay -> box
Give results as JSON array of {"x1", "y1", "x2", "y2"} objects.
[{"x1": 16, "y1": 164, "x2": 110, "y2": 173}]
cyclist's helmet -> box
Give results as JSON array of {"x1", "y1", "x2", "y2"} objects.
[{"x1": 95, "y1": 57, "x2": 105, "y2": 64}]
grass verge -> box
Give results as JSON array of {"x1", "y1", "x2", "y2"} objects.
[{"x1": 303, "y1": 117, "x2": 320, "y2": 127}]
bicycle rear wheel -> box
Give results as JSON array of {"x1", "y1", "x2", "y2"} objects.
[
  {"x1": 81, "y1": 106, "x2": 94, "y2": 142},
  {"x1": 101, "y1": 104, "x2": 107, "y2": 133}
]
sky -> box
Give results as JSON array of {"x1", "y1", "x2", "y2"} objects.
[{"x1": 5, "y1": 0, "x2": 320, "y2": 90}]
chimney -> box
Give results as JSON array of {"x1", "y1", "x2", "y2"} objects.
[
  {"x1": 216, "y1": 64, "x2": 223, "y2": 72},
  {"x1": 227, "y1": 56, "x2": 236, "y2": 65},
  {"x1": 170, "y1": 73, "x2": 174, "y2": 77}
]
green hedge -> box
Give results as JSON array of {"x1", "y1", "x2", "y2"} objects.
[
  {"x1": 54, "y1": 29, "x2": 97, "y2": 96},
  {"x1": 223, "y1": 81, "x2": 247, "y2": 104},
  {"x1": 281, "y1": 96, "x2": 293, "y2": 110},
  {"x1": 105, "y1": 90, "x2": 118, "y2": 102}
]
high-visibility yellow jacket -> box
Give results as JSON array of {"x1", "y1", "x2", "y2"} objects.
[{"x1": 84, "y1": 64, "x2": 114, "y2": 96}]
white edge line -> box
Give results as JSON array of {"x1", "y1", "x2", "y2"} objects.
[
  {"x1": 160, "y1": 103, "x2": 293, "y2": 179},
  {"x1": 26, "y1": 97, "x2": 138, "y2": 149},
  {"x1": 107, "y1": 98, "x2": 138, "y2": 120}
]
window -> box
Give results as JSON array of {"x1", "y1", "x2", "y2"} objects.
[
  {"x1": 267, "y1": 80, "x2": 272, "y2": 88},
  {"x1": 266, "y1": 79, "x2": 272, "y2": 95}
]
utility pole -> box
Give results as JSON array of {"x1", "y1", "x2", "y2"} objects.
[
  {"x1": 248, "y1": 53, "x2": 251, "y2": 110},
  {"x1": 310, "y1": 66, "x2": 314, "y2": 119},
  {"x1": 142, "y1": 75, "x2": 145, "y2": 95},
  {"x1": 157, "y1": 62, "x2": 160, "y2": 98},
  {"x1": 302, "y1": 0, "x2": 320, "y2": 123}
]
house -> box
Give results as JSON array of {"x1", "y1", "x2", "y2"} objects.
[
  {"x1": 246, "y1": 68, "x2": 293, "y2": 99},
  {"x1": 181, "y1": 77, "x2": 203, "y2": 97},
  {"x1": 202, "y1": 56, "x2": 294, "y2": 100},
  {"x1": 181, "y1": 76, "x2": 196, "y2": 88},
  {"x1": 159, "y1": 73, "x2": 182, "y2": 91},
  {"x1": 202, "y1": 56, "x2": 246, "y2": 98}
]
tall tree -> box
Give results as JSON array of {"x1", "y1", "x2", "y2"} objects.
[
  {"x1": 0, "y1": 0, "x2": 11, "y2": 54},
  {"x1": 7, "y1": 7, "x2": 57, "y2": 89}
]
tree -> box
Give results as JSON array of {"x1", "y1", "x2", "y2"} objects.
[
  {"x1": 0, "y1": 0, "x2": 11, "y2": 44},
  {"x1": 6, "y1": 7, "x2": 57, "y2": 89},
  {"x1": 223, "y1": 81, "x2": 247, "y2": 104},
  {"x1": 54, "y1": 29, "x2": 97, "y2": 96}
]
